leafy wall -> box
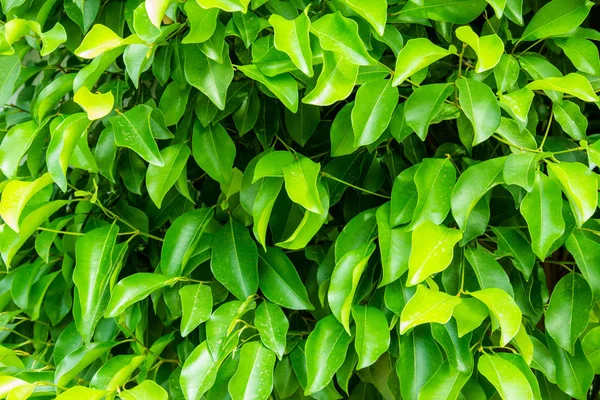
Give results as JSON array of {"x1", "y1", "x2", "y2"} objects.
[{"x1": 0, "y1": 0, "x2": 600, "y2": 398}]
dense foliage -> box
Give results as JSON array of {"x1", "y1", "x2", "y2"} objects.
[{"x1": 1, "y1": 0, "x2": 600, "y2": 398}]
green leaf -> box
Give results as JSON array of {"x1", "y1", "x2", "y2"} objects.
[
  {"x1": 547, "y1": 162, "x2": 597, "y2": 227},
  {"x1": 252, "y1": 178, "x2": 283, "y2": 249},
  {"x1": 74, "y1": 24, "x2": 133, "y2": 58},
  {"x1": 282, "y1": 156, "x2": 323, "y2": 214},
  {"x1": 0, "y1": 173, "x2": 54, "y2": 233},
  {"x1": 0, "y1": 120, "x2": 41, "y2": 179},
  {"x1": 520, "y1": 0, "x2": 593, "y2": 42},
  {"x1": 184, "y1": 43, "x2": 234, "y2": 110},
  {"x1": 158, "y1": 82, "x2": 191, "y2": 126},
  {"x1": 310, "y1": 12, "x2": 374, "y2": 66},
  {"x1": 146, "y1": 0, "x2": 171, "y2": 27},
  {"x1": 456, "y1": 77, "x2": 501, "y2": 146},
  {"x1": 73, "y1": 87, "x2": 114, "y2": 120},
  {"x1": 0, "y1": 200, "x2": 69, "y2": 267},
  {"x1": 520, "y1": 171, "x2": 565, "y2": 260},
  {"x1": 407, "y1": 221, "x2": 462, "y2": 286},
  {"x1": 120, "y1": 380, "x2": 168, "y2": 400},
  {"x1": 55, "y1": 387, "x2": 107, "y2": 400},
  {"x1": 352, "y1": 305, "x2": 390, "y2": 369},
  {"x1": 400, "y1": 285, "x2": 461, "y2": 333},
  {"x1": 146, "y1": 143, "x2": 190, "y2": 208},
  {"x1": 547, "y1": 335, "x2": 594, "y2": 399},
  {"x1": 455, "y1": 26, "x2": 504, "y2": 73},
  {"x1": 330, "y1": 103, "x2": 357, "y2": 157},
  {"x1": 257, "y1": 247, "x2": 313, "y2": 310},
  {"x1": 192, "y1": 120, "x2": 236, "y2": 185},
  {"x1": 491, "y1": 227, "x2": 536, "y2": 280},
  {"x1": 477, "y1": 354, "x2": 534, "y2": 400},
  {"x1": 392, "y1": 38, "x2": 456, "y2": 86},
  {"x1": 526, "y1": 73, "x2": 599, "y2": 102},
  {"x1": 304, "y1": 315, "x2": 352, "y2": 395},
  {"x1": 269, "y1": 11, "x2": 313, "y2": 76},
  {"x1": 197, "y1": 0, "x2": 250, "y2": 13},
  {"x1": 179, "y1": 284, "x2": 212, "y2": 337},
  {"x1": 565, "y1": 230, "x2": 600, "y2": 298},
  {"x1": 352, "y1": 78, "x2": 399, "y2": 147},
  {"x1": 582, "y1": 327, "x2": 600, "y2": 374},
  {"x1": 470, "y1": 288, "x2": 522, "y2": 346},
  {"x1": 303, "y1": 50, "x2": 359, "y2": 106},
  {"x1": 211, "y1": 219, "x2": 259, "y2": 300},
  {"x1": 408, "y1": 157, "x2": 456, "y2": 230},
  {"x1": 255, "y1": 301, "x2": 288, "y2": 360},
  {"x1": 465, "y1": 247, "x2": 514, "y2": 296},
  {"x1": 161, "y1": 207, "x2": 214, "y2": 277},
  {"x1": 328, "y1": 242, "x2": 376, "y2": 332},
  {"x1": 553, "y1": 100, "x2": 587, "y2": 141},
  {"x1": 47, "y1": 113, "x2": 91, "y2": 191},
  {"x1": 229, "y1": 342, "x2": 276, "y2": 400},
  {"x1": 0, "y1": 55, "x2": 20, "y2": 107},
  {"x1": 404, "y1": 83, "x2": 454, "y2": 140},
  {"x1": 238, "y1": 64, "x2": 299, "y2": 112},
  {"x1": 451, "y1": 157, "x2": 506, "y2": 231},
  {"x1": 546, "y1": 273, "x2": 592, "y2": 354},
  {"x1": 399, "y1": 0, "x2": 487, "y2": 24},
  {"x1": 452, "y1": 298, "x2": 489, "y2": 337},
  {"x1": 182, "y1": 2, "x2": 219, "y2": 44},
  {"x1": 73, "y1": 225, "x2": 119, "y2": 342},
  {"x1": 110, "y1": 105, "x2": 164, "y2": 166},
  {"x1": 55, "y1": 342, "x2": 116, "y2": 387},
  {"x1": 555, "y1": 37, "x2": 600, "y2": 75},
  {"x1": 418, "y1": 361, "x2": 471, "y2": 400},
  {"x1": 431, "y1": 319, "x2": 474, "y2": 373},
  {"x1": 397, "y1": 324, "x2": 443, "y2": 400},
  {"x1": 105, "y1": 273, "x2": 174, "y2": 317},
  {"x1": 346, "y1": 0, "x2": 386, "y2": 35},
  {"x1": 376, "y1": 203, "x2": 411, "y2": 286},
  {"x1": 285, "y1": 102, "x2": 320, "y2": 146},
  {"x1": 494, "y1": 54, "x2": 520, "y2": 93},
  {"x1": 181, "y1": 341, "x2": 225, "y2": 400}
]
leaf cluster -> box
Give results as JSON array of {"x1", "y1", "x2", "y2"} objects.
[{"x1": 1, "y1": 0, "x2": 600, "y2": 399}]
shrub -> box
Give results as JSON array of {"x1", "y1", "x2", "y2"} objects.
[{"x1": 1, "y1": 0, "x2": 600, "y2": 398}]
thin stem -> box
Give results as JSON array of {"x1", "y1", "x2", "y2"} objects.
[
  {"x1": 517, "y1": 39, "x2": 544, "y2": 56},
  {"x1": 37, "y1": 227, "x2": 84, "y2": 236},
  {"x1": 552, "y1": 146, "x2": 583, "y2": 155},
  {"x1": 320, "y1": 172, "x2": 391, "y2": 199},
  {"x1": 538, "y1": 109, "x2": 553, "y2": 151},
  {"x1": 493, "y1": 135, "x2": 540, "y2": 153}
]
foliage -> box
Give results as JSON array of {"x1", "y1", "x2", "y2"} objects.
[{"x1": 1, "y1": 0, "x2": 600, "y2": 398}]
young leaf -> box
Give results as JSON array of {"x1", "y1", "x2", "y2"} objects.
[
  {"x1": 456, "y1": 26, "x2": 504, "y2": 72},
  {"x1": 269, "y1": 12, "x2": 313, "y2": 76},
  {"x1": 392, "y1": 38, "x2": 456, "y2": 86},
  {"x1": 400, "y1": 285, "x2": 461, "y2": 334},
  {"x1": 470, "y1": 288, "x2": 522, "y2": 346},
  {"x1": 456, "y1": 77, "x2": 501, "y2": 146},
  {"x1": 407, "y1": 222, "x2": 462, "y2": 286},
  {"x1": 477, "y1": 354, "x2": 534, "y2": 399}
]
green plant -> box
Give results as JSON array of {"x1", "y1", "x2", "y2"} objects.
[{"x1": 1, "y1": 0, "x2": 600, "y2": 398}]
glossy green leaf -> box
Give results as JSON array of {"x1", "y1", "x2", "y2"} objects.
[
  {"x1": 146, "y1": 143, "x2": 190, "y2": 208},
  {"x1": 303, "y1": 51, "x2": 359, "y2": 106},
  {"x1": 110, "y1": 105, "x2": 164, "y2": 166},
  {"x1": 520, "y1": 171, "x2": 565, "y2": 260},
  {"x1": 352, "y1": 78, "x2": 398, "y2": 147},
  {"x1": 304, "y1": 315, "x2": 352, "y2": 395},
  {"x1": 404, "y1": 83, "x2": 454, "y2": 140},
  {"x1": 229, "y1": 341, "x2": 276, "y2": 400},
  {"x1": 457, "y1": 77, "x2": 501, "y2": 146},
  {"x1": 520, "y1": 0, "x2": 593, "y2": 41},
  {"x1": 470, "y1": 288, "x2": 522, "y2": 346},
  {"x1": 477, "y1": 353, "x2": 534, "y2": 400},
  {"x1": 211, "y1": 219, "x2": 259, "y2": 300},
  {"x1": 269, "y1": 12, "x2": 313, "y2": 76},
  {"x1": 400, "y1": 285, "x2": 461, "y2": 333},
  {"x1": 179, "y1": 284, "x2": 212, "y2": 337},
  {"x1": 546, "y1": 273, "x2": 592, "y2": 354},
  {"x1": 255, "y1": 301, "x2": 288, "y2": 360},
  {"x1": 352, "y1": 305, "x2": 390, "y2": 369},
  {"x1": 547, "y1": 162, "x2": 597, "y2": 227},
  {"x1": 407, "y1": 221, "x2": 462, "y2": 286},
  {"x1": 105, "y1": 273, "x2": 175, "y2": 317},
  {"x1": 456, "y1": 26, "x2": 504, "y2": 73},
  {"x1": 192, "y1": 120, "x2": 235, "y2": 185},
  {"x1": 392, "y1": 38, "x2": 456, "y2": 86}
]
